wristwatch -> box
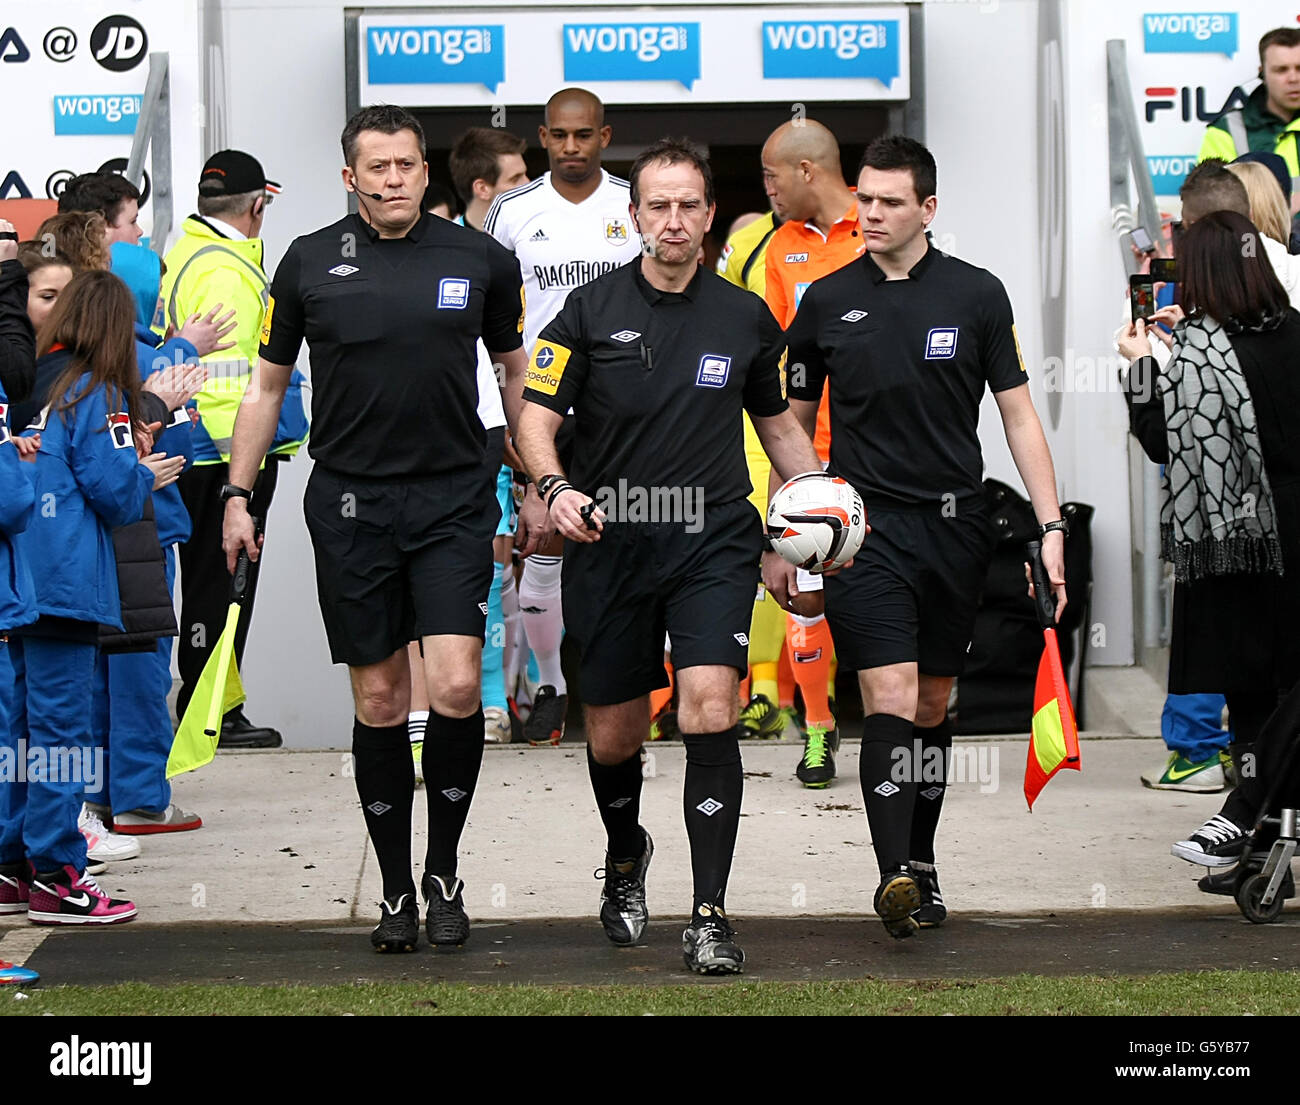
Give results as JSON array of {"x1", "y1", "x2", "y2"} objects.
[
  {"x1": 220, "y1": 483, "x2": 252, "y2": 503},
  {"x1": 535, "y1": 474, "x2": 566, "y2": 500},
  {"x1": 1039, "y1": 518, "x2": 1069, "y2": 539}
]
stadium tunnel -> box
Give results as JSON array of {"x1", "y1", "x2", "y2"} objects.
[{"x1": 410, "y1": 101, "x2": 895, "y2": 267}]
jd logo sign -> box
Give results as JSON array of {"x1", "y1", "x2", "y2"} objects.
[
  {"x1": 0, "y1": 27, "x2": 30, "y2": 62},
  {"x1": 91, "y1": 14, "x2": 147, "y2": 72}
]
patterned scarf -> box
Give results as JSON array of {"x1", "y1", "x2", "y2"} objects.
[{"x1": 1157, "y1": 315, "x2": 1284, "y2": 583}]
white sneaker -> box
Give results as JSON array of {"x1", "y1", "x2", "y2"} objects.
[
  {"x1": 78, "y1": 804, "x2": 141, "y2": 863},
  {"x1": 484, "y1": 706, "x2": 512, "y2": 744}
]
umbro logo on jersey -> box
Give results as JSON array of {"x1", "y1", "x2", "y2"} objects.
[
  {"x1": 733, "y1": 632, "x2": 749, "y2": 646},
  {"x1": 841, "y1": 309, "x2": 869, "y2": 322},
  {"x1": 785, "y1": 252, "x2": 809, "y2": 263},
  {"x1": 610, "y1": 330, "x2": 641, "y2": 343},
  {"x1": 478, "y1": 602, "x2": 489, "y2": 615},
  {"x1": 328, "y1": 264, "x2": 358, "y2": 277},
  {"x1": 529, "y1": 227, "x2": 549, "y2": 241}
]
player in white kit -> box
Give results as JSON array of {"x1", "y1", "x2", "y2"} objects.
[{"x1": 485, "y1": 88, "x2": 641, "y2": 747}]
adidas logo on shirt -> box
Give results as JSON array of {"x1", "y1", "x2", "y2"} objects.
[{"x1": 529, "y1": 228, "x2": 549, "y2": 241}]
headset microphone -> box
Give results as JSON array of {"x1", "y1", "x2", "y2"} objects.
[{"x1": 363, "y1": 192, "x2": 384, "y2": 201}]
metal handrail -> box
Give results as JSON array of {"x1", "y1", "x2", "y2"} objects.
[
  {"x1": 125, "y1": 52, "x2": 173, "y2": 257},
  {"x1": 1107, "y1": 38, "x2": 1167, "y2": 654}
]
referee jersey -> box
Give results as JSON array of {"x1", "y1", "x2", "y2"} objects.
[
  {"x1": 259, "y1": 212, "x2": 523, "y2": 479},
  {"x1": 785, "y1": 244, "x2": 1027, "y2": 509},
  {"x1": 523, "y1": 261, "x2": 787, "y2": 506}
]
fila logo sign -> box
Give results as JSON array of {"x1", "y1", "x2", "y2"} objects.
[{"x1": 1144, "y1": 83, "x2": 1246, "y2": 123}]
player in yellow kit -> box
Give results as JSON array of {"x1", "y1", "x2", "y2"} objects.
[{"x1": 716, "y1": 210, "x2": 797, "y2": 741}]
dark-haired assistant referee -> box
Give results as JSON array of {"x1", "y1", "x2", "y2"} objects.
[
  {"x1": 768, "y1": 135, "x2": 1068, "y2": 940},
  {"x1": 515, "y1": 139, "x2": 823, "y2": 975},
  {"x1": 222, "y1": 106, "x2": 528, "y2": 954}
]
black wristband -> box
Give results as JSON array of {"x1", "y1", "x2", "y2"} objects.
[
  {"x1": 513, "y1": 469, "x2": 532, "y2": 488},
  {"x1": 545, "y1": 481, "x2": 574, "y2": 510},
  {"x1": 220, "y1": 483, "x2": 253, "y2": 503},
  {"x1": 1039, "y1": 518, "x2": 1069, "y2": 539}
]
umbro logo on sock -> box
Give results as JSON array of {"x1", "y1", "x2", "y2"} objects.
[
  {"x1": 873, "y1": 781, "x2": 900, "y2": 797},
  {"x1": 920, "y1": 786, "x2": 943, "y2": 800},
  {"x1": 608, "y1": 797, "x2": 631, "y2": 808},
  {"x1": 366, "y1": 802, "x2": 392, "y2": 815},
  {"x1": 696, "y1": 797, "x2": 723, "y2": 816},
  {"x1": 529, "y1": 227, "x2": 548, "y2": 241},
  {"x1": 441, "y1": 787, "x2": 468, "y2": 802}
]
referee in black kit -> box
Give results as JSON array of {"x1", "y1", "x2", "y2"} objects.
[
  {"x1": 768, "y1": 135, "x2": 1068, "y2": 939},
  {"x1": 222, "y1": 106, "x2": 528, "y2": 952},
  {"x1": 515, "y1": 138, "x2": 826, "y2": 974}
]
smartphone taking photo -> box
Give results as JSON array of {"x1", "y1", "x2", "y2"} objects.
[{"x1": 1130, "y1": 274, "x2": 1157, "y2": 322}]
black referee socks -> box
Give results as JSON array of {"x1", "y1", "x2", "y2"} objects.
[
  {"x1": 859, "y1": 714, "x2": 917, "y2": 876},
  {"x1": 352, "y1": 719, "x2": 415, "y2": 900},
  {"x1": 587, "y1": 745, "x2": 644, "y2": 860},
  {"x1": 909, "y1": 716, "x2": 953, "y2": 865},
  {"x1": 681, "y1": 728, "x2": 744, "y2": 912},
  {"x1": 422, "y1": 708, "x2": 486, "y2": 877}
]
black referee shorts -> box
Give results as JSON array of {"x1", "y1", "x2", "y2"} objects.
[
  {"x1": 824, "y1": 505, "x2": 996, "y2": 676},
  {"x1": 303, "y1": 465, "x2": 498, "y2": 667},
  {"x1": 562, "y1": 498, "x2": 762, "y2": 706}
]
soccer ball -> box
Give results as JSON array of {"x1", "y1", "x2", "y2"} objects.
[{"x1": 765, "y1": 472, "x2": 866, "y2": 573}]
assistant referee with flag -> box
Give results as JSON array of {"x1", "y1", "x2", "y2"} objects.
[
  {"x1": 769, "y1": 136, "x2": 1068, "y2": 939},
  {"x1": 222, "y1": 106, "x2": 528, "y2": 953}
]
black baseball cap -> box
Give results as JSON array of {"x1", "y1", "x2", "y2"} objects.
[{"x1": 199, "y1": 150, "x2": 281, "y2": 197}]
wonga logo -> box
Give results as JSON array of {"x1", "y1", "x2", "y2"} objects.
[
  {"x1": 1145, "y1": 83, "x2": 1247, "y2": 123},
  {"x1": 1143, "y1": 12, "x2": 1237, "y2": 56},
  {"x1": 367, "y1": 25, "x2": 505, "y2": 92},
  {"x1": 53, "y1": 94, "x2": 142, "y2": 136},
  {"x1": 1147, "y1": 154, "x2": 1198, "y2": 196},
  {"x1": 763, "y1": 21, "x2": 901, "y2": 84},
  {"x1": 563, "y1": 23, "x2": 700, "y2": 88}
]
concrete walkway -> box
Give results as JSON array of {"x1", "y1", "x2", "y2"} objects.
[{"x1": 0, "y1": 733, "x2": 1234, "y2": 932}]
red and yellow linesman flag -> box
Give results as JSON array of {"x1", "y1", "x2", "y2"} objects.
[
  {"x1": 166, "y1": 544, "x2": 254, "y2": 778},
  {"x1": 1024, "y1": 539, "x2": 1080, "y2": 809}
]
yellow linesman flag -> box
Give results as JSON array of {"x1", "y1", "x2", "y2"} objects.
[
  {"x1": 167, "y1": 601, "x2": 246, "y2": 778},
  {"x1": 1024, "y1": 626, "x2": 1080, "y2": 809}
]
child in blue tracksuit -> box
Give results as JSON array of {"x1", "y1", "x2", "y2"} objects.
[
  {"x1": 0, "y1": 378, "x2": 41, "y2": 979},
  {"x1": 88, "y1": 243, "x2": 201, "y2": 834},
  {"x1": 3, "y1": 270, "x2": 173, "y2": 926}
]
